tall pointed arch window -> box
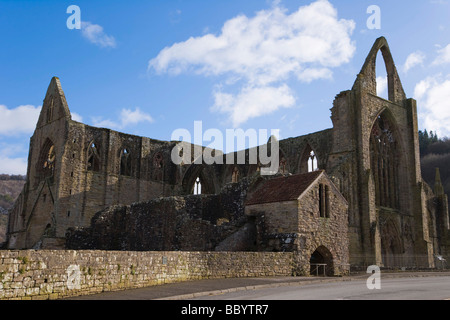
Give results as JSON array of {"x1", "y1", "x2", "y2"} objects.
[
  {"x1": 120, "y1": 148, "x2": 132, "y2": 177},
  {"x1": 370, "y1": 113, "x2": 399, "y2": 209},
  {"x1": 151, "y1": 152, "x2": 164, "y2": 181},
  {"x1": 231, "y1": 167, "x2": 240, "y2": 183},
  {"x1": 308, "y1": 151, "x2": 318, "y2": 172},
  {"x1": 87, "y1": 142, "x2": 101, "y2": 172},
  {"x1": 279, "y1": 157, "x2": 288, "y2": 174},
  {"x1": 299, "y1": 144, "x2": 319, "y2": 173},
  {"x1": 193, "y1": 177, "x2": 202, "y2": 195}
]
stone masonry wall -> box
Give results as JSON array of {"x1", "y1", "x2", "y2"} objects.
[
  {"x1": 65, "y1": 178, "x2": 253, "y2": 252},
  {"x1": 246, "y1": 174, "x2": 349, "y2": 276},
  {"x1": 0, "y1": 250, "x2": 295, "y2": 300}
]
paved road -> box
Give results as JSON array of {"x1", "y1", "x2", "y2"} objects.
[
  {"x1": 191, "y1": 276, "x2": 450, "y2": 300},
  {"x1": 66, "y1": 272, "x2": 450, "y2": 301},
  {"x1": 64, "y1": 273, "x2": 450, "y2": 319}
]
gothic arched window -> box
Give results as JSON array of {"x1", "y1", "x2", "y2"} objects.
[
  {"x1": 151, "y1": 152, "x2": 164, "y2": 181},
  {"x1": 231, "y1": 167, "x2": 240, "y2": 183},
  {"x1": 37, "y1": 139, "x2": 56, "y2": 179},
  {"x1": 120, "y1": 148, "x2": 132, "y2": 177},
  {"x1": 308, "y1": 151, "x2": 318, "y2": 173},
  {"x1": 299, "y1": 144, "x2": 319, "y2": 174},
  {"x1": 87, "y1": 142, "x2": 101, "y2": 172},
  {"x1": 193, "y1": 177, "x2": 202, "y2": 195},
  {"x1": 370, "y1": 113, "x2": 399, "y2": 209},
  {"x1": 279, "y1": 157, "x2": 288, "y2": 174},
  {"x1": 44, "y1": 145, "x2": 56, "y2": 173},
  {"x1": 153, "y1": 152, "x2": 163, "y2": 168}
]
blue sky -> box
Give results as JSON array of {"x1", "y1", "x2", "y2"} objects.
[{"x1": 1, "y1": 0, "x2": 450, "y2": 174}]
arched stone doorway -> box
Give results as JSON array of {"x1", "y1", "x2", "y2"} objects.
[
  {"x1": 310, "y1": 246, "x2": 334, "y2": 276},
  {"x1": 380, "y1": 218, "x2": 404, "y2": 267}
]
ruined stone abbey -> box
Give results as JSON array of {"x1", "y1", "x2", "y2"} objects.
[{"x1": 6, "y1": 37, "x2": 450, "y2": 275}]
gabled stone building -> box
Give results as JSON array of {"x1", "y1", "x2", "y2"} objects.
[
  {"x1": 245, "y1": 171, "x2": 349, "y2": 275},
  {"x1": 6, "y1": 37, "x2": 450, "y2": 271}
]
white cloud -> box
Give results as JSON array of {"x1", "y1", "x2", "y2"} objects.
[
  {"x1": 0, "y1": 142, "x2": 29, "y2": 175},
  {"x1": 0, "y1": 104, "x2": 85, "y2": 135},
  {"x1": 432, "y1": 44, "x2": 450, "y2": 65},
  {"x1": 91, "y1": 118, "x2": 118, "y2": 129},
  {"x1": 0, "y1": 105, "x2": 84, "y2": 174},
  {"x1": 149, "y1": 1, "x2": 355, "y2": 83},
  {"x1": 414, "y1": 74, "x2": 450, "y2": 138},
  {"x1": 212, "y1": 85, "x2": 296, "y2": 127},
  {"x1": 414, "y1": 78, "x2": 431, "y2": 101},
  {"x1": 92, "y1": 107, "x2": 154, "y2": 130},
  {"x1": 0, "y1": 155, "x2": 28, "y2": 175},
  {"x1": 403, "y1": 51, "x2": 426, "y2": 72},
  {"x1": 71, "y1": 112, "x2": 83, "y2": 122},
  {"x1": 148, "y1": 0, "x2": 355, "y2": 126},
  {"x1": 0, "y1": 104, "x2": 41, "y2": 136},
  {"x1": 81, "y1": 21, "x2": 116, "y2": 48},
  {"x1": 121, "y1": 107, "x2": 154, "y2": 126}
]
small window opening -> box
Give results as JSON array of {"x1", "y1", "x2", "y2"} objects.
[
  {"x1": 87, "y1": 142, "x2": 101, "y2": 172},
  {"x1": 120, "y1": 148, "x2": 132, "y2": 176},
  {"x1": 232, "y1": 167, "x2": 240, "y2": 183},
  {"x1": 46, "y1": 97, "x2": 54, "y2": 123},
  {"x1": 308, "y1": 151, "x2": 318, "y2": 172},
  {"x1": 279, "y1": 157, "x2": 287, "y2": 174},
  {"x1": 319, "y1": 184, "x2": 330, "y2": 218},
  {"x1": 193, "y1": 177, "x2": 202, "y2": 195}
]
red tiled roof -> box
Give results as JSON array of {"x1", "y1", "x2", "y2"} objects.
[{"x1": 245, "y1": 171, "x2": 323, "y2": 206}]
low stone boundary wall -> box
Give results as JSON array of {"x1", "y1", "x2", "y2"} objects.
[{"x1": 0, "y1": 250, "x2": 295, "y2": 300}]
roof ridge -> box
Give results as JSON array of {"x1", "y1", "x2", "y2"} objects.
[{"x1": 245, "y1": 170, "x2": 324, "y2": 206}]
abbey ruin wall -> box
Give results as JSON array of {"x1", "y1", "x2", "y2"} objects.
[{"x1": 0, "y1": 250, "x2": 295, "y2": 300}]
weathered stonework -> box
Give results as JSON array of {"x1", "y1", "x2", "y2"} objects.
[
  {"x1": 6, "y1": 37, "x2": 450, "y2": 273},
  {"x1": 0, "y1": 250, "x2": 296, "y2": 300},
  {"x1": 65, "y1": 178, "x2": 255, "y2": 252},
  {"x1": 245, "y1": 171, "x2": 349, "y2": 276}
]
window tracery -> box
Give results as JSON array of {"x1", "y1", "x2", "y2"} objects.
[{"x1": 370, "y1": 114, "x2": 399, "y2": 209}]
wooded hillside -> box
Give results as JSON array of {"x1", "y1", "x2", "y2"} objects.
[{"x1": 419, "y1": 130, "x2": 450, "y2": 201}]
